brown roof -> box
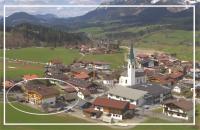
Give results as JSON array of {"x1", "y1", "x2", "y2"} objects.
[
  {"x1": 93, "y1": 97, "x2": 129, "y2": 110},
  {"x1": 67, "y1": 78, "x2": 92, "y2": 88},
  {"x1": 26, "y1": 85, "x2": 60, "y2": 98},
  {"x1": 83, "y1": 107, "x2": 103, "y2": 114},
  {"x1": 163, "y1": 99, "x2": 193, "y2": 111}
]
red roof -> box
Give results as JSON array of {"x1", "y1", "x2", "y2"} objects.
[
  {"x1": 93, "y1": 97, "x2": 129, "y2": 110},
  {"x1": 74, "y1": 72, "x2": 90, "y2": 79},
  {"x1": 23, "y1": 74, "x2": 38, "y2": 80}
]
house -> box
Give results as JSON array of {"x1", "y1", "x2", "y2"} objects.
[
  {"x1": 131, "y1": 83, "x2": 172, "y2": 104},
  {"x1": 67, "y1": 78, "x2": 97, "y2": 94},
  {"x1": 23, "y1": 74, "x2": 38, "y2": 81},
  {"x1": 83, "y1": 107, "x2": 103, "y2": 119},
  {"x1": 90, "y1": 97, "x2": 136, "y2": 121},
  {"x1": 45, "y1": 59, "x2": 68, "y2": 77},
  {"x1": 74, "y1": 60, "x2": 111, "y2": 71},
  {"x1": 90, "y1": 61, "x2": 110, "y2": 70},
  {"x1": 162, "y1": 99, "x2": 193, "y2": 120},
  {"x1": 101, "y1": 74, "x2": 115, "y2": 86},
  {"x1": 169, "y1": 71, "x2": 184, "y2": 81},
  {"x1": 149, "y1": 74, "x2": 174, "y2": 86},
  {"x1": 24, "y1": 84, "x2": 60, "y2": 105},
  {"x1": 140, "y1": 59, "x2": 158, "y2": 68},
  {"x1": 119, "y1": 44, "x2": 146, "y2": 86},
  {"x1": 63, "y1": 85, "x2": 78, "y2": 101},
  {"x1": 71, "y1": 68, "x2": 95, "y2": 80},
  {"x1": 172, "y1": 86, "x2": 182, "y2": 94},
  {"x1": 107, "y1": 86, "x2": 148, "y2": 106}
]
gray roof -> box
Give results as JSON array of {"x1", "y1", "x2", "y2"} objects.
[
  {"x1": 120, "y1": 71, "x2": 145, "y2": 77},
  {"x1": 108, "y1": 87, "x2": 148, "y2": 100},
  {"x1": 132, "y1": 83, "x2": 171, "y2": 96}
]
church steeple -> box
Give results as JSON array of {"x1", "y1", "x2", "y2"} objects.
[{"x1": 129, "y1": 43, "x2": 135, "y2": 64}]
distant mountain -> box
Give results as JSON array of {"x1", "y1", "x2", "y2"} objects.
[
  {"x1": 35, "y1": 13, "x2": 57, "y2": 20},
  {"x1": 3, "y1": 0, "x2": 199, "y2": 30}
]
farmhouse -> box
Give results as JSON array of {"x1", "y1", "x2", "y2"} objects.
[
  {"x1": 107, "y1": 86, "x2": 148, "y2": 106},
  {"x1": 24, "y1": 84, "x2": 60, "y2": 105},
  {"x1": 132, "y1": 83, "x2": 172, "y2": 104},
  {"x1": 119, "y1": 44, "x2": 146, "y2": 86},
  {"x1": 90, "y1": 97, "x2": 136, "y2": 121},
  {"x1": 162, "y1": 99, "x2": 193, "y2": 120}
]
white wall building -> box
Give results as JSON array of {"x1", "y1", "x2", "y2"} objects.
[
  {"x1": 107, "y1": 87, "x2": 148, "y2": 106},
  {"x1": 162, "y1": 99, "x2": 193, "y2": 120},
  {"x1": 119, "y1": 44, "x2": 146, "y2": 86}
]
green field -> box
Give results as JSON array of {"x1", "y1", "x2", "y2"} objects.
[
  {"x1": 1, "y1": 47, "x2": 81, "y2": 65},
  {"x1": 0, "y1": 102, "x2": 199, "y2": 130},
  {"x1": 0, "y1": 60, "x2": 44, "y2": 80},
  {"x1": 0, "y1": 47, "x2": 126, "y2": 77}
]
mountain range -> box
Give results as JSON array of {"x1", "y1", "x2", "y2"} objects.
[{"x1": 2, "y1": 0, "x2": 199, "y2": 31}]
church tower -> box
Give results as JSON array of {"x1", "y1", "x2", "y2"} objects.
[{"x1": 127, "y1": 43, "x2": 136, "y2": 86}]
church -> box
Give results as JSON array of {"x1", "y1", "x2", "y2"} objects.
[{"x1": 119, "y1": 44, "x2": 147, "y2": 86}]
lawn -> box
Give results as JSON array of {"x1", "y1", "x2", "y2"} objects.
[
  {"x1": 83, "y1": 49, "x2": 126, "y2": 69},
  {"x1": 0, "y1": 60, "x2": 44, "y2": 80},
  {"x1": 0, "y1": 102, "x2": 199, "y2": 130},
  {"x1": 4, "y1": 103, "x2": 87, "y2": 123},
  {"x1": 0, "y1": 47, "x2": 81, "y2": 65},
  {"x1": 1, "y1": 47, "x2": 126, "y2": 70}
]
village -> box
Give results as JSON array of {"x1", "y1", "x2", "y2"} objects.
[{"x1": 2, "y1": 43, "x2": 199, "y2": 123}]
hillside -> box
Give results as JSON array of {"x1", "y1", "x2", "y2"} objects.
[{"x1": 1, "y1": 23, "x2": 90, "y2": 49}]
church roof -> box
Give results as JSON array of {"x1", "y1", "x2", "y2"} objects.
[{"x1": 129, "y1": 43, "x2": 135, "y2": 63}]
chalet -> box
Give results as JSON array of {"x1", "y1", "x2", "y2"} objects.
[
  {"x1": 131, "y1": 83, "x2": 172, "y2": 104},
  {"x1": 89, "y1": 97, "x2": 136, "y2": 121},
  {"x1": 24, "y1": 84, "x2": 60, "y2": 105},
  {"x1": 162, "y1": 99, "x2": 193, "y2": 120},
  {"x1": 108, "y1": 87, "x2": 148, "y2": 106},
  {"x1": 67, "y1": 78, "x2": 97, "y2": 94},
  {"x1": 23, "y1": 74, "x2": 38, "y2": 81}
]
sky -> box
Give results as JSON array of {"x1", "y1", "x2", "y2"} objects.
[{"x1": 0, "y1": 0, "x2": 111, "y2": 17}]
